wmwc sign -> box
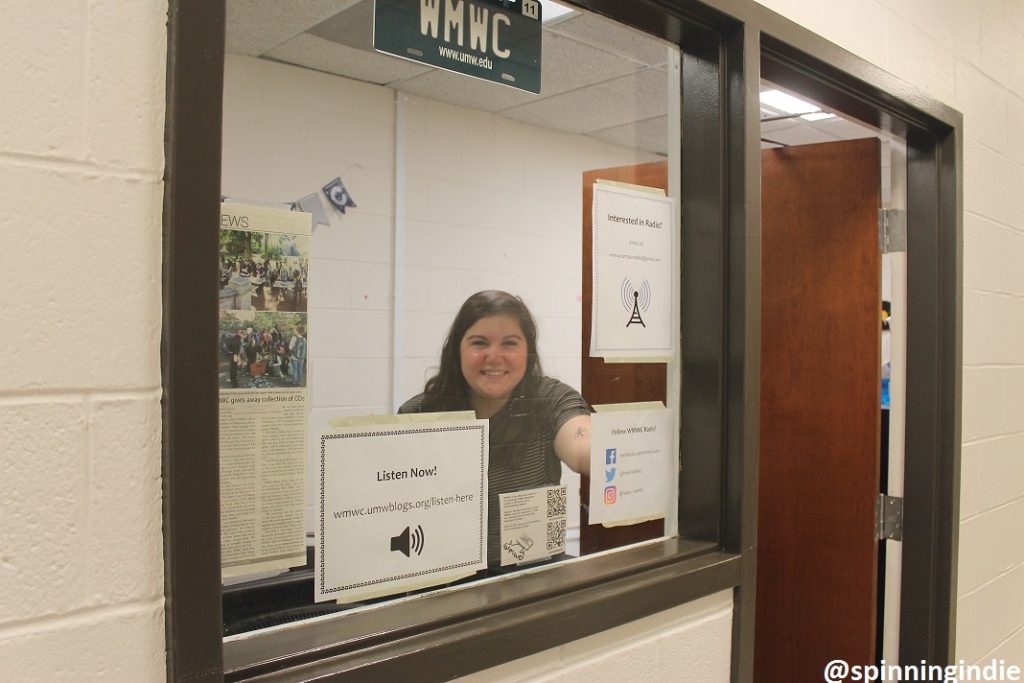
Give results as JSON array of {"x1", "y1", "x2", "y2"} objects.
[{"x1": 374, "y1": 0, "x2": 542, "y2": 93}]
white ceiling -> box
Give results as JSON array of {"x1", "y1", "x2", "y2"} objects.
[
  {"x1": 759, "y1": 93, "x2": 879, "y2": 149},
  {"x1": 225, "y1": 0, "x2": 880, "y2": 154}
]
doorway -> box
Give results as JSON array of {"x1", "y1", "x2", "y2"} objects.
[{"x1": 754, "y1": 84, "x2": 907, "y2": 678}]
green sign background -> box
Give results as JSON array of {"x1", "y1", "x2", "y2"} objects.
[{"x1": 374, "y1": 0, "x2": 542, "y2": 94}]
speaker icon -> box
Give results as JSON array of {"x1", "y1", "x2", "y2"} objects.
[{"x1": 390, "y1": 525, "x2": 425, "y2": 557}]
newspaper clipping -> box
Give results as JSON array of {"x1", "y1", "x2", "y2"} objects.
[{"x1": 219, "y1": 203, "x2": 311, "y2": 579}]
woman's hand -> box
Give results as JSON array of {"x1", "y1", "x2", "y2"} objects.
[{"x1": 553, "y1": 414, "x2": 591, "y2": 476}]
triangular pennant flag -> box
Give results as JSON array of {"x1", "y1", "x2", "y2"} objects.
[
  {"x1": 322, "y1": 177, "x2": 357, "y2": 214},
  {"x1": 294, "y1": 192, "x2": 329, "y2": 226}
]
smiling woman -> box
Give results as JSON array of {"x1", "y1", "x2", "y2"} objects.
[{"x1": 399, "y1": 290, "x2": 592, "y2": 566}]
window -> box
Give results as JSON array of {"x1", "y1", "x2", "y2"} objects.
[
  {"x1": 162, "y1": 1, "x2": 961, "y2": 679},
  {"x1": 218, "y1": 0, "x2": 705, "y2": 638}
]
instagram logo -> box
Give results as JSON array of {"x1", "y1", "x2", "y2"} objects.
[{"x1": 604, "y1": 486, "x2": 617, "y2": 505}]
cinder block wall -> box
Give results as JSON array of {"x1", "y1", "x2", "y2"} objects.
[
  {"x1": 0, "y1": 1, "x2": 168, "y2": 680},
  {"x1": 1, "y1": 0, "x2": 1020, "y2": 681}
]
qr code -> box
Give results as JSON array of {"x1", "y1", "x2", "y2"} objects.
[
  {"x1": 546, "y1": 519, "x2": 567, "y2": 553},
  {"x1": 546, "y1": 486, "x2": 567, "y2": 517}
]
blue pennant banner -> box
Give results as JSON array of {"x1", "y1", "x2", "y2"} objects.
[{"x1": 322, "y1": 177, "x2": 357, "y2": 214}]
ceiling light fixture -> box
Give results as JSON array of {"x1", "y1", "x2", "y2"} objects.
[
  {"x1": 800, "y1": 111, "x2": 836, "y2": 122},
  {"x1": 760, "y1": 89, "x2": 835, "y2": 121}
]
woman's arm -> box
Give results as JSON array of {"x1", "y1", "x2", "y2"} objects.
[{"x1": 553, "y1": 413, "x2": 591, "y2": 475}]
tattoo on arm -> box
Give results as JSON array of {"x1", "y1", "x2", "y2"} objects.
[{"x1": 575, "y1": 426, "x2": 586, "y2": 439}]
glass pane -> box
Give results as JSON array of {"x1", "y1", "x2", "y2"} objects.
[{"x1": 219, "y1": 0, "x2": 681, "y2": 635}]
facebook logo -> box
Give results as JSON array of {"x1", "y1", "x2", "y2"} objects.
[{"x1": 605, "y1": 448, "x2": 617, "y2": 465}]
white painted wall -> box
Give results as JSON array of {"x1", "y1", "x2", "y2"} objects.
[
  {"x1": 221, "y1": 53, "x2": 661, "y2": 536},
  {"x1": 222, "y1": 53, "x2": 657, "y2": 416},
  {"x1": 0, "y1": 1, "x2": 168, "y2": 681},
  {"x1": 457, "y1": 590, "x2": 734, "y2": 682},
  {"x1": 2, "y1": 0, "x2": 1021, "y2": 681}
]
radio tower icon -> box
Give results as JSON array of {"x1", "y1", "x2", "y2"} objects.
[
  {"x1": 622, "y1": 278, "x2": 651, "y2": 328},
  {"x1": 627, "y1": 291, "x2": 645, "y2": 327}
]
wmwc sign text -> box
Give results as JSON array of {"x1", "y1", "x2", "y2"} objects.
[{"x1": 374, "y1": 0, "x2": 542, "y2": 93}]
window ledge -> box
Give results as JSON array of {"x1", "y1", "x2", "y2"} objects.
[{"x1": 224, "y1": 539, "x2": 739, "y2": 681}]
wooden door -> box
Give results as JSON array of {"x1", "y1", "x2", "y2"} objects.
[
  {"x1": 755, "y1": 138, "x2": 882, "y2": 679},
  {"x1": 580, "y1": 161, "x2": 667, "y2": 553}
]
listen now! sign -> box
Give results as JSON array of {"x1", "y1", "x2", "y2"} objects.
[
  {"x1": 374, "y1": 0, "x2": 542, "y2": 93},
  {"x1": 316, "y1": 418, "x2": 488, "y2": 604}
]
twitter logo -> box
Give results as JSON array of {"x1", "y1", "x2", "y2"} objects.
[{"x1": 605, "y1": 467, "x2": 617, "y2": 482}]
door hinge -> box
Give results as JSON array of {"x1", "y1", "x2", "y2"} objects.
[
  {"x1": 875, "y1": 494, "x2": 904, "y2": 541},
  {"x1": 879, "y1": 209, "x2": 907, "y2": 254}
]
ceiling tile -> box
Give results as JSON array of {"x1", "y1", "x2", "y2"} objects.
[
  {"x1": 761, "y1": 110, "x2": 880, "y2": 149},
  {"x1": 393, "y1": 31, "x2": 646, "y2": 112},
  {"x1": 546, "y1": 12, "x2": 670, "y2": 67},
  {"x1": 814, "y1": 116, "x2": 879, "y2": 140},
  {"x1": 760, "y1": 124, "x2": 839, "y2": 148},
  {"x1": 589, "y1": 116, "x2": 669, "y2": 156},
  {"x1": 228, "y1": 0, "x2": 676, "y2": 145},
  {"x1": 226, "y1": 0, "x2": 361, "y2": 56},
  {"x1": 394, "y1": 69, "x2": 536, "y2": 113},
  {"x1": 532, "y1": 31, "x2": 649, "y2": 95},
  {"x1": 761, "y1": 118, "x2": 802, "y2": 134},
  {"x1": 501, "y1": 68, "x2": 668, "y2": 135},
  {"x1": 306, "y1": 0, "x2": 374, "y2": 50},
  {"x1": 265, "y1": 34, "x2": 430, "y2": 85}
]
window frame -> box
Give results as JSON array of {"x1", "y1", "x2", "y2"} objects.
[{"x1": 161, "y1": 0, "x2": 962, "y2": 680}]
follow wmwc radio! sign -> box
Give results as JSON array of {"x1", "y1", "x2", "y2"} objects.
[{"x1": 374, "y1": 0, "x2": 542, "y2": 93}]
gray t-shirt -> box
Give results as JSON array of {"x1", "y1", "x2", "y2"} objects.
[{"x1": 399, "y1": 377, "x2": 590, "y2": 564}]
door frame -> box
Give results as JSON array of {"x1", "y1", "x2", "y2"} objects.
[{"x1": 756, "y1": 33, "x2": 962, "y2": 665}]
